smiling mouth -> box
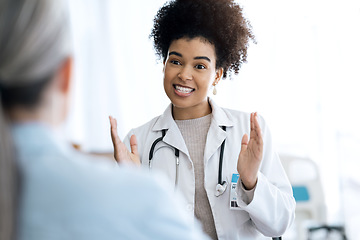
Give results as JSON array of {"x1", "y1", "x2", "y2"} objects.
[{"x1": 173, "y1": 84, "x2": 195, "y2": 94}]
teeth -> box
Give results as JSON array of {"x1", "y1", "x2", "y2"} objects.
[{"x1": 175, "y1": 85, "x2": 193, "y2": 93}]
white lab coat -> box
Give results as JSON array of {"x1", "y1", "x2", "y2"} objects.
[{"x1": 124, "y1": 98, "x2": 296, "y2": 240}]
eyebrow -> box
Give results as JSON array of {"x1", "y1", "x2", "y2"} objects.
[
  {"x1": 169, "y1": 51, "x2": 211, "y2": 62},
  {"x1": 194, "y1": 56, "x2": 211, "y2": 62}
]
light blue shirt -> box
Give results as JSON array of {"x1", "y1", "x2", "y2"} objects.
[{"x1": 12, "y1": 123, "x2": 209, "y2": 240}]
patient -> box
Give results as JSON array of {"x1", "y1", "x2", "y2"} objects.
[{"x1": 0, "y1": 0, "x2": 208, "y2": 239}]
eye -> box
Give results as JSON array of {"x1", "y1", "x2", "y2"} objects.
[
  {"x1": 195, "y1": 64, "x2": 206, "y2": 70},
  {"x1": 170, "y1": 60, "x2": 181, "y2": 65}
]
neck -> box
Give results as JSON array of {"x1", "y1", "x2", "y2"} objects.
[
  {"x1": 7, "y1": 104, "x2": 62, "y2": 126},
  {"x1": 7, "y1": 90, "x2": 67, "y2": 127},
  {"x1": 7, "y1": 106, "x2": 45, "y2": 123},
  {"x1": 172, "y1": 99, "x2": 212, "y2": 120}
]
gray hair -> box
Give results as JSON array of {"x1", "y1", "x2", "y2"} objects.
[
  {"x1": 0, "y1": 0, "x2": 71, "y2": 86},
  {"x1": 0, "y1": 0, "x2": 71, "y2": 239}
]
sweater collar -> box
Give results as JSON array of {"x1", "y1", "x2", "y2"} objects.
[{"x1": 152, "y1": 97, "x2": 234, "y2": 132}]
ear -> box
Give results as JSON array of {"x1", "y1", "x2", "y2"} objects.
[
  {"x1": 57, "y1": 57, "x2": 73, "y2": 94},
  {"x1": 162, "y1": 58, "x2": 166, "y2": 73},
  {"x1": 212, "y1": 67, "x2": 224, "y2": 86}
]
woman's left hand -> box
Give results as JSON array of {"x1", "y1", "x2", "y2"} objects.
[{"x1": 237, "y1": 112, "x2": 263, "y2": 190}]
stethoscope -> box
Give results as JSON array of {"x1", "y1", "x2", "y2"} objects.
[{"x1": 149, "y1": 126, "x2": 228, "y2": 197}]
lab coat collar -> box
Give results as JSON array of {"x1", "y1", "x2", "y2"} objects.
[
  {"x1": 204, "y1": 98, "x2": 234, "y2": 163},
  {"x1": 152, "y1": 98, "x2": 234, "y2": 130},
  {"x1": 152, "y1": 98, "x2": 234, "y2": 160},
  {"x1": 152, "y1": 104, "x2": 173, "y2": 131},
  {"x1": 152, "y1": 104, "x2": 190, "y2": 157},
  {"x1": 208, "y1": 98, "x2": 234, "y2": 128}
]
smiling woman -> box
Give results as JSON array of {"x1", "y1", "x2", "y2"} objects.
[
  {"x1": 164, "y1": 37, "x2": 223, "y2": 120},
  {"x1": 65, "y1": 0, "x2": 360, "y2": 238},
  {"x1": 109, "y1": 0, "x2": 295, "y2": 239}
]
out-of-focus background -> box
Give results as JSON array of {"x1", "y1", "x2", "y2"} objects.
[{"x1": 65, "y1": 0, "x2": 360, "y2": 239}]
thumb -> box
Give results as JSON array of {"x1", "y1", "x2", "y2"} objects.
[
  {"x1": 130, "y1": 134, "x2": 139, "y2": 156},
  {"x1": 240, "y1": 133, "x2": 249, "y2": 154}
]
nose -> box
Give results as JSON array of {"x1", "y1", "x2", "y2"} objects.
[{"x1": 178, "y1": 66, "x2": 193, "y2": 81}]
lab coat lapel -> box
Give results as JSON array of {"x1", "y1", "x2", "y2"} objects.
[
  {"x1": 204, "y1": 120, "x2": 227, "y2": 164},
  {"x1": 152, "y1": 104, "x2": 190, "y2": 158},
  {"x1": 204, "y1": 99, "x2": 234, "y2": 164}
]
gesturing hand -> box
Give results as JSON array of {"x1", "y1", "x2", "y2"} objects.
[
  {"x1": 109, "y1": 116, "x2": 140, "y2": 166},
  {"x1": 237, "y1": 112, "x2": 263, "y2": 190}
]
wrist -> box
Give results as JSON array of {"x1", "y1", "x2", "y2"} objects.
[{"x1": 241, "y1": 177, "x2": 257, "y2": 190}]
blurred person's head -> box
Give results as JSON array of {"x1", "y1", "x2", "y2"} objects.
[{"x1": 0, "y1": 0, "x2": 72, "y2": 239}]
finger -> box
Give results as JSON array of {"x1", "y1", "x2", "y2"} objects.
[
  {"x1": 240, "y1": 133, "x2": 249, "y2": 154},
  {"x1": 251, "y1": 112, "x2": 256, "y2": 130},
  {"x1": 109, "y1": 116, "x2": 118, "y2": 133},
  {"x1": 130, "y1": 134, "x2": 139, "y2": 157},
  {"x1": 109, "y1": 116, "x2": 122, "y2": 161},
  {"x1": 249, "y1": 113, "x2": 252, "y2": 130},
  {"x1": 109, "y1": 116, "x2": 116, "y2": 135},
  {"x1": 253, "y1": 112, "x2": 262, "y2": 139},
  {"x1": 109, "y1": 116, "x2": 119, "y2": 143},
  {"x1": 250, "y1": 112, "x2": 256, "y2": 139}
]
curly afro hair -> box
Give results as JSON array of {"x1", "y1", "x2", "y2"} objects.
[{"x1": 150, "y1": 0, "x2": 256, "y2": 79}]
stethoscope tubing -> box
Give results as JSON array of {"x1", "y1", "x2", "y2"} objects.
[
  {"x1": 148, "y1": 126, "x2": 227, "y2": 195},
  {"x1": 218, "y1": 126, "x2": 226, "y2": 186},
  {"x1": 149, "y1": 129, "x2": 168, "y2": 168}
]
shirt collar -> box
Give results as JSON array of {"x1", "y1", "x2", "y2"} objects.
[{"x1": 152, "y1": 97, "x2": 234, "y2": 132}]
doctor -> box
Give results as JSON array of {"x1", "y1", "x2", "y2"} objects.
[{"x1": 110, "y1": 0, "x2": 295, "y2": 239}]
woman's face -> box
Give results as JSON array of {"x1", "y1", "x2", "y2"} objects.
[{"x1": 163, "y1": 37, "x2": 223, "y2": 119}]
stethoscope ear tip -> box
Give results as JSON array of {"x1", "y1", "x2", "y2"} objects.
[{"x1": 215, "y1": 181, "x2": 228, "y2": 197}]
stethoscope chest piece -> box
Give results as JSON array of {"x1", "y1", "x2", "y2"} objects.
[{"x1": 215, "y1": 181, "x2": 228, "y2": 197}]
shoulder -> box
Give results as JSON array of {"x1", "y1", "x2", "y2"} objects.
[
  {"x1": 19, "y1": 150, "x2": 184, "y2": 239},
  {"x1": 131, "y1": 115, "x2": 161, "y2": 135},
  {"x1": 210, "y1": 98, "x2": 259, "y2": 127},
  {"x1": 23, "y1": 146, "x2": 168, "y2": 210},
  {"x1": 126, "y1": 104, "x2": 173, "y2": 139},
  {"x1": 123, "y1": 115, "x2": 162, "y2": 148},
  {"x1": 221, "y1": 106, "x2": 268, "y2": 128},
  {"x1": 221, "y1": 106, "x2": 249, "y2": 119}
]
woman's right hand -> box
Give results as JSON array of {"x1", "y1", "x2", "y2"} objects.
[{"x1": 109, "y1": 116, "x2": 140, "y2": 166}]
